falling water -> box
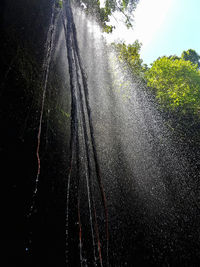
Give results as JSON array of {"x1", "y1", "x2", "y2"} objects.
[
  {"x1": 26, "y1": 0, "x2": 61, "y2": 239},
  {"x1": 25, "y1": 0, "x2": 200, "y2": 266},
  {"x1": 62, "y1": 1, "x2": 108, "y2": 265}
]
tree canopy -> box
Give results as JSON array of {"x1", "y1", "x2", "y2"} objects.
[
  {"x1": 145, "y1": 56, "x2": 200, "y2": 115},
  {"x1": 113, "y1": 40, "x2": 148, "y2": 77},
  {"x1": 79, "y1": 0, "x2": 139, "y2": 32},
  {"x1": 181, "y1": 49, "x2": 200, "y2": 68},
  {"x1": 115, "y1": 41, "x2": 200, "y2": 117}
]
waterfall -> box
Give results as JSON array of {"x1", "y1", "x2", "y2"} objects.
[
  {"x1": 23, "y1": 1, "x2": 200, "y2": 266},
  {"x1": 62, "y1": 1, "x2": 109, "y2": 266}
]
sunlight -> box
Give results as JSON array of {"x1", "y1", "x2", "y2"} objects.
[
  {"x1": 133, "y1": 0, "x2": 173, "y2": 47},
  {"x1": 99, "y1": 0, "x2": 105, "y2": 8},
  {"x1": 104, "y1": 0, "x2": 174, "y2": 48}
]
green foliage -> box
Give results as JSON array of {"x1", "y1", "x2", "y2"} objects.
[
  {"x1": 56, "y1": 0, "x2": 63, "y2": 8},
  {"x1": 168, "y1": 55, "x2": 180, "y2": 61},
  {"x1": 113, "y1": 40, "x2": 148, "y2": 77},
  {"x1": 103, "y1": 24, "x2": 115, "y2": 33},
  {"x1": 145, "y1": 56, "x2": 200, "y2": 115},
  {"x1": 80, "y1": 0, "x2": 139, "y2": 31},
  {"x1": 103, "y1": 0, "x2": 139, "y2": 28},
  {"x1": 60, "y1": 109, "x2": 70, "y2": 119},
  {"x1": 59, "y1": 1, "x2": 63, "y2": 8},
  {"x1": 103, "y1": 0, "x2": 139, "y2": 14},
  {"x1": 181, "y1": 49, "x2": 200, "y2": 68}
]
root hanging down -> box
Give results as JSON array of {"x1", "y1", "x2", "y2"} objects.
[
  {"x1": 27, "y1": 1, "x2": 58, "y2": 220},
  {"x1": 62, "y1": 0, "x2": 109, "y2": 266},
  {"x1": 26, "y1": 0, "x2": 109, "y2": 264}
]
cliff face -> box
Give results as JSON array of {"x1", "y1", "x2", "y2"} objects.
[
  {"x1": 0, "y1": 1, "x2": 70, "y2": 266},
  {"x1": 2, "y1": 0, "x2": 52, "y2": 55}
]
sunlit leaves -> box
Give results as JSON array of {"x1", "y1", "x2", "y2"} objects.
[
  {"x1": 145, "y1": 57, "x2": 200, "y2": 115},
  {"x1": 80, "y1": 0, "x2": 139, "y2": 31},
  {"x1": 113, "y1": 40, "x2": 148, "y2": 78}
]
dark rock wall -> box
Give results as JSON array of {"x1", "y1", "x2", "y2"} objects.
[{"x1": 0, "y1": 1, "x2": 70, "y2": 266}]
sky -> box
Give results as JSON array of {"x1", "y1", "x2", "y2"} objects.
[{"x1": 104, "y1": 0, "x2": 200, "y2": 65}]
